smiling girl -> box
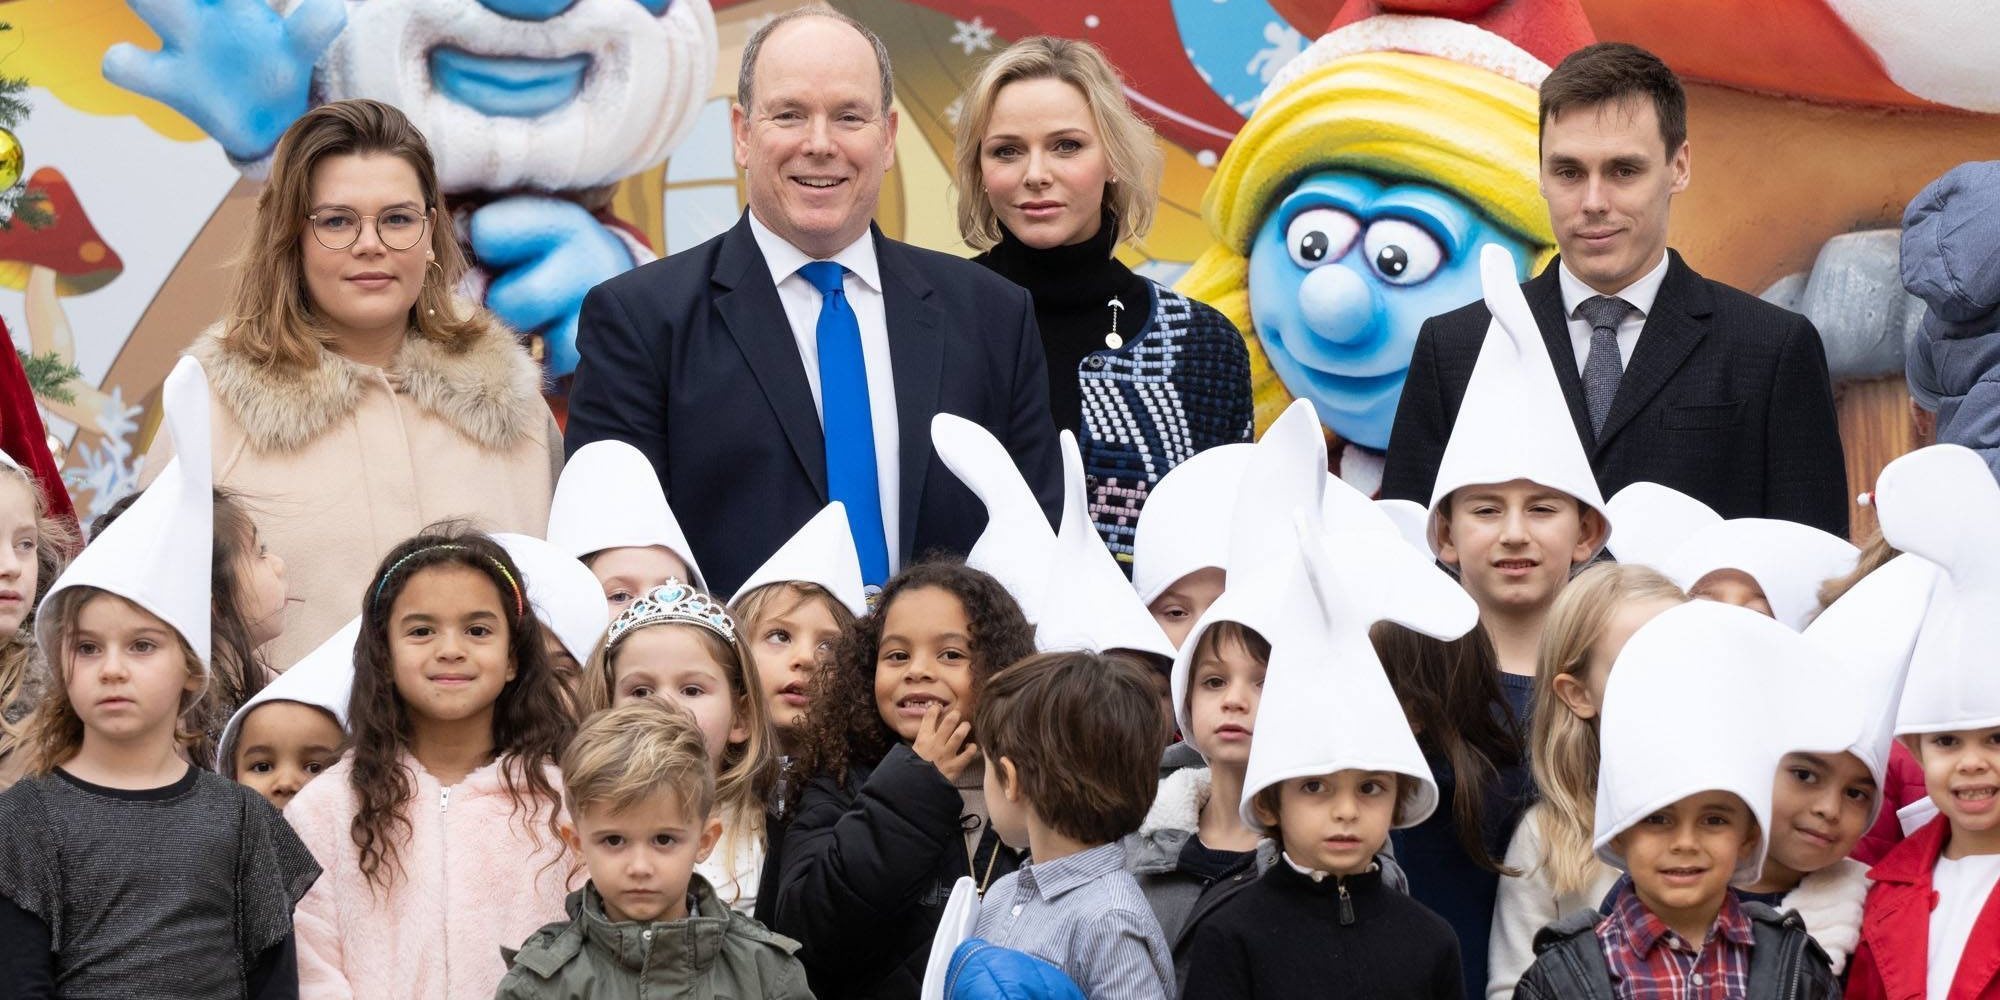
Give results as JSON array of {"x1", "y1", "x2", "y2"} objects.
[
  {"x1": 284, "y1": 528, "x2": 574, "y2": 1000},
  {"x1": 772, "y1": 558, "x2": 1036, "y2": 999}
]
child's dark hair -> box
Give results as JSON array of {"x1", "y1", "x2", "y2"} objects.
[
  {"x1": 791, "y1": 556, "x2": 1034, "y2": 798},
  {"x1": 976, "y1": 651, "x2": 1164, "y2": 844},
  {"x1": 348, "y1": 523, "x2": 575, "y2": 890},
  {"x1": 1370, "y1": 621, "x2": 1524, "y2": 875}
]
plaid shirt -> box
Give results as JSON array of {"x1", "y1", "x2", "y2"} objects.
[{"x1": 1594, "y1": 876, "x2": 1756, "y2": 1000}]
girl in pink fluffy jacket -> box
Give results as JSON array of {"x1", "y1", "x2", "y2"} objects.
[{"x1": 285, "y1": 529, "x2": 578, "y2": 999}]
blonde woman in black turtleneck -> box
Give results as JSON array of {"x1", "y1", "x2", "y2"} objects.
[{"x1": 954, "y1": 36, "x2": 1252, "y2": 573}]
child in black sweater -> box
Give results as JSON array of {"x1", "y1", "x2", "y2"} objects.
[{"x1": 1180, "y1": 505, "x2": 1474, "y2": 998}]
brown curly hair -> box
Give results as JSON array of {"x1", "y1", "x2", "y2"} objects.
[
  {"x1": 347, "y1": 525, "x2": 576, "y2": 891},
  {"x1": 790, "y1": 557, "x2": 1034, "y2": 800}
]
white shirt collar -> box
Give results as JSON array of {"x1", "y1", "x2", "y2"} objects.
[
  {"x1": 746, "y1": 209, "x2": 882, "y2": 294},
  {"x1": 1281, "y1": 851, "x2": 1330, "y2": 882},
  {"x1": 1558, "y1": 249, "x2": 1670, "y2": 319}
]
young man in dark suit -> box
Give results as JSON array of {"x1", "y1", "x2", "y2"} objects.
[
  {"x1": 1380, "y1": 42, "x2": 1848, "y2": 537},
  {"x1": 564, "y1": 8, "x2": 1062, "y2": 596}
]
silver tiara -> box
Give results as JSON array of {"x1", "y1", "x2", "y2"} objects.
[{"x1": 606, "y1": 579, "x2": 737, "y2": 648}]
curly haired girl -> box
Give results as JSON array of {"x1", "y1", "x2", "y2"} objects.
[{"x1": 771, "y1": 557, "x2": 1037, "y2": 998}]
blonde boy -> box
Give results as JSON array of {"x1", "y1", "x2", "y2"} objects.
[{"x1": 497, "y1": 700, "x2": 811, "y2": 999}]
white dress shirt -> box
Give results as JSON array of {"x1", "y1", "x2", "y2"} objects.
[
  {"x1": 747, "y1": 211, "x2": 901, "y2": 573},
  {"x1": 1557, "y1": 250, "x2": 1671, "y2": 375}
]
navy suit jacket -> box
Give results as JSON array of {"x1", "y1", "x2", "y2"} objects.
[
  {"x1": 1380, "y1": 251, "x2": 1850, "y2": 536},
  {"x1": 565, "y1": 214, "x2": 1063, "y2": 595}
]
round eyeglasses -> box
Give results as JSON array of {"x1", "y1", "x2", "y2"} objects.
[{"x1": 307, "y1": 206, "x2": 432, "y2": 252}]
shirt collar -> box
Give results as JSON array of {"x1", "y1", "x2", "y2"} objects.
[
  {"x1": 1019, "y1": 842, "x2": 1128, "y2": 901},
  {"x1": 1609, "y1": 876, "x2": 1756, "y2": 958},
  {"x1": 1559, "y1": 249, "x2": 1670, "y2": 319},
  {"x1": 746, "y1": 209, "x2": 882, "y2": 294}
]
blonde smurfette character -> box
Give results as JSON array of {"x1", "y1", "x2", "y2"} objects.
[
  {"x1": 1179, "y1": 21, "x2": 1558, "y2": 490},
  {"x1": 104, "y1": 0, "x2": 718, "y2": 375}
]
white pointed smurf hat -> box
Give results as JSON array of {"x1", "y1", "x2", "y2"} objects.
[
  {"x1": 1594, "y1": 600, "x2": 1865, "y2": 881},
  {"x1": 1131, "y1": 443, "x2": 1253, "y2": 607},
  {"x1": 1801, "y1": 553, "x2": 1939, "y2": 824},
  {"x1": 1240, "y1": 511, "x2": 1479, "y2": 831},
  {"x1": 1606, "y1": 482, "x2": 1858, "y2": 631},
  {"x1": 933, "y1": 412, "x2": 1060, "y2": 617},
  {"x1": 39, "y1": 356, "x2": 213, "y2": 666},
  {"x1": 1428, "y1": 244, "x2": 1610, "y2": 557},
  {"x1": 493, "y1": 532, "x2": 613, "y2": 665},
  {"x1": 1873, "y1": 444, "x2": 2000, "y2": 735},
  {"x1": 1033, "y1": 432, "x2": 1176, "y2": 659},
  {"x1": 549, "y1": 440, "x2": 704, "y2": 590},
  {"x1": 729, "y1": 502, "x2": 868, "y2": 618},
  {"x1": 218, "y1": 615, "x2": 359, "y2": 768},
  {"x1": 1168, "y1": 399, "x2": 1328, "y2": 744},
  {"x1": 1374, "y1": 498, "x2": 1433, "y2": 556}
]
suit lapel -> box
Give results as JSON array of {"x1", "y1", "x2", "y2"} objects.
[
  {"x1": 1525, "y1": 262, "x2": 1596, "y2": 448},
  {"x1": 1594, "y1": 251, "x2": 1712, "y2": 450},
  {"x1": 713, "y1": 215, "x2": 827, "y2": 498},
  {"x1": 876, "y1": 230, "x2": 943, "y2": 564}
]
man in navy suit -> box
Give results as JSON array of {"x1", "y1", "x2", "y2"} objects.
[
  {"x1": 1381, "y1": 43, "x2": 1849, "y2": 536},
  {"x1": 565, "y1": 8, "x2": 1061, "y2": 596}
]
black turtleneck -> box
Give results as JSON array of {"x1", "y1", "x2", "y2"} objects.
[
  {"x1": 974, "y1": 214, "x2": 1152, "y2": 436},
  {"x1": 1182, "y1": 859, "x2": 1463, "y2": 999}
]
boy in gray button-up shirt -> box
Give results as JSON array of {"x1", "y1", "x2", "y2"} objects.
[{"x1": 967, "y1": 652, "x2": 1175, "y2": 1000}]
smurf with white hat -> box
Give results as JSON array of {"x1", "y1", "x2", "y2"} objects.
[
  {"x1": 1606, "y1": 481, "x2": 1859, "y2": 631},
  {"x1": 1426, "y1": 246, "x2": 1612, "y2": 699},
  {"x1": 1844, "y1": 443, "x2": 2000, "y2": 1000},
  {"x1": 728, "y1": 502, "x2": 865, "y2": 748},
  {"x1": 220, "y1": 616, "x2": 359, "y2": 811},
  {"x1": 492, "y1": 533, "x2": 612, "y2": 692},
  {"x1": 1181, "y1": 506, "x2": 1478, "y2": 998},
  {"x1": 1514, "y1": 600, "x2": 1860, "y2": 997},
  {"x1": 548, "y1": 439, "x2": 707, "y2": 611}
]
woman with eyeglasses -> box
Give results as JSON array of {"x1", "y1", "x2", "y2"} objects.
[{"x1": 143, "y1": 99, "x2": 561, "y2": 671}]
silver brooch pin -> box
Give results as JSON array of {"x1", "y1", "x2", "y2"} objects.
[{"x1": 1105, "y1": 296, "x2": 1125, "y2": 349}]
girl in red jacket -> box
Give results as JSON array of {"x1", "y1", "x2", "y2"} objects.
[{"x1": 1849, "y1": 444, "x2": 2000, "y2": 1000}]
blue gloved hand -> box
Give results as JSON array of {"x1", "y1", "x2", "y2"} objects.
[
  {"x1": 472, "y1": 196, "x2": 638, "y2": 378},
  {"x1": 103, "y1": 0, "x2": 346, "y2": 164}
]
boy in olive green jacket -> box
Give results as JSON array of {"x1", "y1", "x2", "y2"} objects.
[{"x1": 497, "y1": 701, "x2": 813, "y2": 999}]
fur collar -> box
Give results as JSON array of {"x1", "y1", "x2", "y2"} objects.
[
  {"x1": 1140, "y1": 766, "x2": 1211, "y2": 839},
  {"x1": 190, "y1": 320, "x2": 547, "y2": 454},
  {"x1": 1780, "y1": 857, "x2": 1869, "y2": 974}
]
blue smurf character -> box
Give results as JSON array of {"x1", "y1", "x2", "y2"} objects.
[{"x1": 1179, "y1": 35, "x2": 1557, "y2": 490}]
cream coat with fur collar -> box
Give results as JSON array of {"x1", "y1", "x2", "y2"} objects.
[{"x1": 143, "y1": 325, "x2": 561, "y2": 668}]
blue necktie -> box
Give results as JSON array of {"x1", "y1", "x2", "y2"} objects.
[{"x1": 799, "y1": 261, "x2": 889, "y2": 585}]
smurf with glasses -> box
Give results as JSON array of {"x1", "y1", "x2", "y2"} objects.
[{"x1": 103, "y1": 0, "x2": 718, "y2": 378}]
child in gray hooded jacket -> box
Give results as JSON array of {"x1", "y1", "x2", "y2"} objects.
[{"x1": 1904, "y1": 159, "x2": 2000, "y2": 479}]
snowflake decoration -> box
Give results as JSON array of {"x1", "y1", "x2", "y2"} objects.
[
  {"x1": 949, "y1": 16, "x2": 996, "y2": 55},
  {"x1": 63, "y1": 386, "x2": 145, "y2": 531},
  {"x1": 943, "y1": 95, "x2": 966, "y2": 128},
  {"x1": 1246, "y1": 21, "x2": 1306, "y2": 84}
]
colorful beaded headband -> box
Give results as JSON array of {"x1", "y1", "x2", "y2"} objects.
[
  {"x1": 371, "y1": 544, "x2": 527, "y2": 621},
  {"x1": 606, "y1": 579, "x2": 737, "y2": 649}
]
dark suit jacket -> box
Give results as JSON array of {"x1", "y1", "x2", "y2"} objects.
[
  {"x1": 565, "y1": 214, "x2": 1064, "y2": 595},
  {"x1": 1380, "y1": 251, "x2": 1850, "y2": 536}
]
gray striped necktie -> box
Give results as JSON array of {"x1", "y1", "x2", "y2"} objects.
[{"x1": 1578, "y1": 295, "x2": 1632, "y2": 436}]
